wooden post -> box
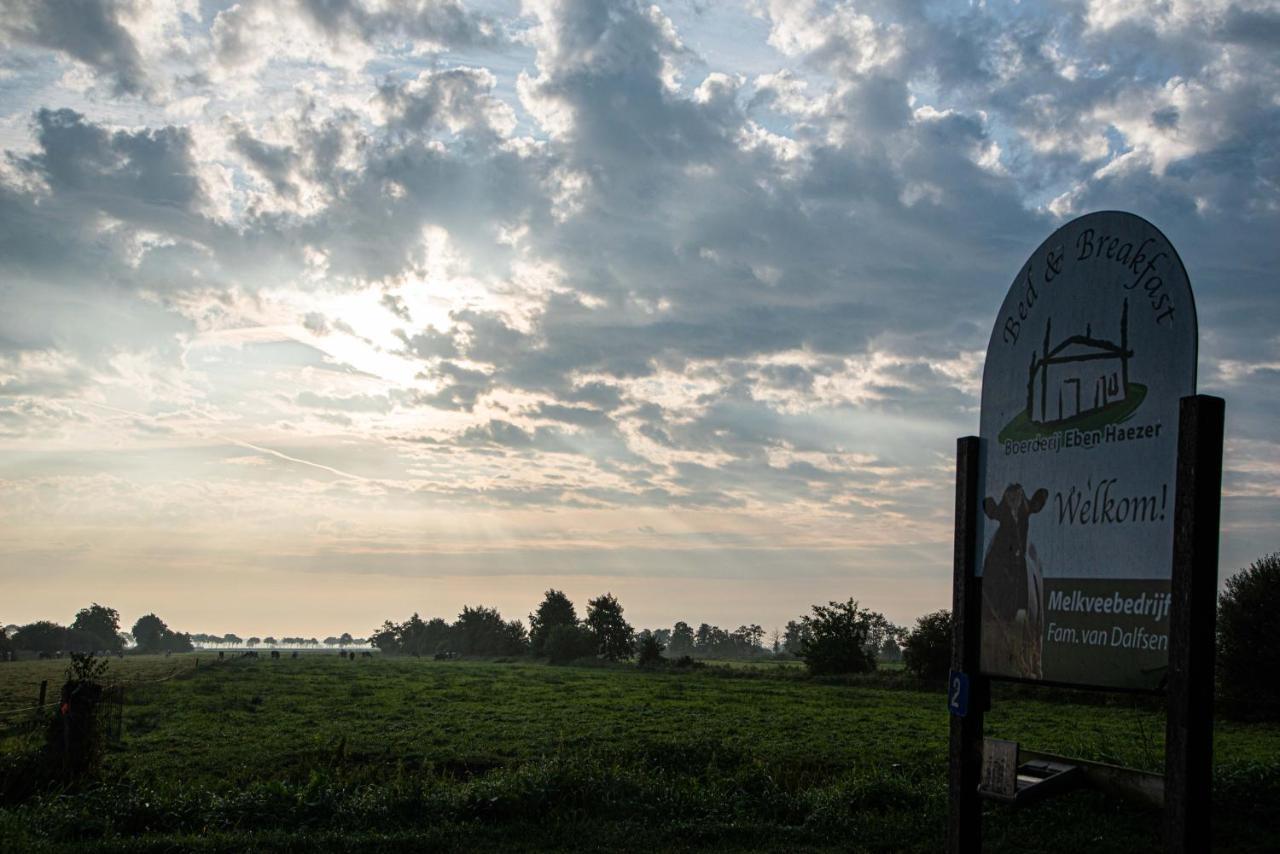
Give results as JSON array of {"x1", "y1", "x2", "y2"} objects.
[
  {"x1": 949, "y1": 436, "x2": 986, "y2": 853},
  {"x1": 1165, "y1": 394, "x2": 1223, "y2": 853},
  {"x1": 37, "y1": 680, "x2": 47, "y2": 709}
]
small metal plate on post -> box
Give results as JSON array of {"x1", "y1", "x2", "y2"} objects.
[
  {"x1": 948, "y1": 670, "x2": 970, "y2": 717},
  {"x1": 980, "y1": 738, "x2": 1019, "y2": 800}
]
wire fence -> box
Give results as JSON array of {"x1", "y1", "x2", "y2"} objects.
[{"x1": 0, "y1": 657, "x2": 209, "y2": 737}]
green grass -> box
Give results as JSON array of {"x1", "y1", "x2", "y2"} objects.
[
  {"x1": 2, "y1": 656, "x2": 1277, "y2": 851},
  {"x1": 0, "y1": 655, "x2": 202, "y2": 713}
]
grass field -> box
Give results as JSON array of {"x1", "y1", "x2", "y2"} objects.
[{"x1": 2, "y1": 654, "x2": 1278, "y2": 852}]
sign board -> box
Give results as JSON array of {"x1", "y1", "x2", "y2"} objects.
[
  {"x1": 978, "y1": 211, "x2": 1196, "y2": 690},
  {"x1": 980, "y1": 738, "x2": 1019, "y2": 799}
]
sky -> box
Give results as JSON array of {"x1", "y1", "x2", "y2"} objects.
[{"x1": 0, "y1": 0, "x2": 1277, "y2": 639}]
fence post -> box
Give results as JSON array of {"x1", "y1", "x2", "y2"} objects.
[{"x1": 37, "y1": 679, "x2": 47, "y2": 709}]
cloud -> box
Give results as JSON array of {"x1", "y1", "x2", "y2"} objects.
[
  {"x1": 1, "y1": 0, "x2": 149, "y2": 95},
  {"x1": 0, "y1": 0, "x2": 1278, "y2": 629}
]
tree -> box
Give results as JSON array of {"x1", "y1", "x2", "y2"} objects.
[
  {"x1": 668, "y1": 621, "x2": 695, "y2": 657},
  {"x1": 166, "y1": 631, "x2": 195, "y2": 654},
  {"x1": 544, "y1": 624, "x2": 597, "y2": 664},
  {"x1": 694, "y1": 623, "x2": 714, "y2": 654},
  {"x1": 529, "y1": 589, "x2": 578, "y2": 656},
  {"x1": 223, "y1": 634, "x2": 242, "y2": 648},
  {"x1": 409, "y1": 617, "x2": 452, "y2": 655},
  {"x1": 585, "y1": 593, "x2": 634, "y2": 661},
  {"x1": 902, "y1": 610, "x2": 953, "y2": 680},
  {"x1": 452, "y1": 606, "x2": 527, "y2": 656},
  {"x1": 339, "y1": 633, "x2": 353, "y2": 648},
  {"x1": 371, "y1": 621, "x2": 399, "y2": 653},
  {"x1": 71, "y1": 604, "x2": 123, "y2": 653},
  {"x1": 783, "y1": 619, "x2": 811, "y2": 657},
  {"x1": 731, "y1": 624, "x2": 766, "y2": 657},
  {"x1": 247, "y1": 637, "x2": 262, "y2": 648},
  {"x1": 133, "y1": 614, "x2": 194, "y2": 654},
  {"x1": 1218, "y1": 553, "x2": 1280, "y2": 718},
  {"x1": 133, "y1": 614, "x2": 169, "y2": 653},
  {"x1": 798, "y1": 599, "x2": 879, "y2": 676},
  {"x1": 636, "y1": 630, "x2": 665, "y2": 668},
  {"x1": 12, "y1": 621, "x2": 66, "y2": 654}
]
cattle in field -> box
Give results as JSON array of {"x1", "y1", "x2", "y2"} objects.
[
  {"x1": 361, "y1": 652, "x2": 372, "y2": 658},
  {"x1": 292, "y1": 651, "x2": 299, "y2": 659},
  {"x1": 270, "y1": 650, "x2": 280, "y2": 659},
  {"x1": 981, "y1": 483, "x2": 1048, "y2": 679}
]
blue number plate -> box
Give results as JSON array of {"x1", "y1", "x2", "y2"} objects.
[{"x1": 948, "y1": 670, "x2": 969, "y2": 717}]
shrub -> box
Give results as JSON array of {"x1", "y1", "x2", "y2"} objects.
[
  {"x1": 902, "y1": 610, "x2": 953, "y2": 680},
  {"x1": 48, "y1": 653, "x2": 112, "y2": 782},
  {"x1": 1218, "y1": 553, "x2": 1280, "y2": 719},
  {"x1": 543, "y1": 624, "x2": 597, "y2": 665},
  {"x1": 798, "y1": 599, "x2": 878, "y2": 676}
]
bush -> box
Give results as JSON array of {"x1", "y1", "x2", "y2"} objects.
[
  {"x1": 543, "y1": 624, "x2": 597, "y2": 665},
  {"x1": 798, "y1": 599, "x2": 879, "y2": 676},
  {"x1": 1218, "y1": 553, "x2": 1280, "y2": 718},
  {"x1": 902, "y1": 610, "x2": 952, "y2": 680}
]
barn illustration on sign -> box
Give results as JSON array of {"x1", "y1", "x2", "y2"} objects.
[
  {"x1": 1029, "y1": 300, "x2": 1132, "y2": 424},
  {"x1": 998, "y1": 299, "x2": 1148, "y2": 443}
]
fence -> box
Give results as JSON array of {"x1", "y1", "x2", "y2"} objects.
[{"x1": 0, "y1": 656, "x2": 207, "y2": 741}]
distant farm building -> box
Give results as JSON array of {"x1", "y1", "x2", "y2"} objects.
[{"x1": 1027, "y1": 300, "x2": 1132, "y2": 424}]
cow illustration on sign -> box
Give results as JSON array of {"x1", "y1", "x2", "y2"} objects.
[{"x1": 981, "y1": 483, "x2": 1048, "y2": 679}]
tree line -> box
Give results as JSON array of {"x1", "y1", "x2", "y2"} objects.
[
  {"x1": 0, "y1": 605, "x2": 194, "y2": 657},
  {"x1": 3, "y1": 553, "x2": 1273, "y2": 712},
  {"x1": 369, "y1": 589, "x2": 958, "y2": 677},
  {"x1": 185, "y1": 634, "x2": 368, "y2": 649},
  {"x1": 0, "y1": 607, "x2": 370, "y2": 659}
]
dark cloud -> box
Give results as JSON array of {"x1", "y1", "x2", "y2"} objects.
[
  {"x1": 233, "y1": 129, "x2": 301, "y2": 199},
  {"x1": 21, "y1": 108, "x2": 204, "y2": 216},
  {"x1": 1, "y1": 0, "x2": 148, "y2": 95}
]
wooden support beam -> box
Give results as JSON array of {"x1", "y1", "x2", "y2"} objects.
[
  {"x1": 1165, "y1": 394, "x2": 1224, "y2": 853},
  {"x1": 949, "y1": 436, "x2": 986, "y2": 853}
]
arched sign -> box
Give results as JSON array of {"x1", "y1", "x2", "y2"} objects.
[{"x1": 978, "y1": 211, "x2": 1196, "y2": 690}]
